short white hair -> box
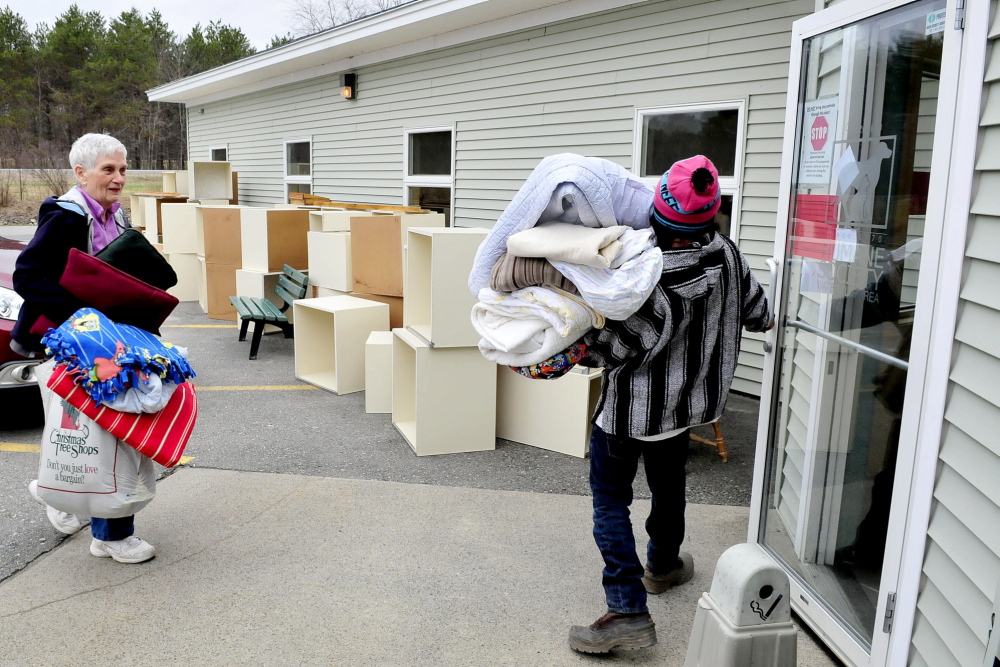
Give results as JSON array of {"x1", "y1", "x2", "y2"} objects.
[{"x1": 69, "y1": 133, "x2": 128, "y2": 171}]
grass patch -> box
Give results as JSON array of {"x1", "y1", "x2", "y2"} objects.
[{"x1": 0, "y1": 171, "x2": 163, "y2": 225}]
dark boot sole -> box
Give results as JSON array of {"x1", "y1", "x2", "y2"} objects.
[{"x1": 568, "y1": 627, "x2": 657, "y2": 654}]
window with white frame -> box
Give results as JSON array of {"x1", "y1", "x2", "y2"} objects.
[
  {"x1": 404, "y1": 127, "x2": 454, "y2": 226},
  {"x1": 210, "y1": 146, "x2": 228, "y2": 161},
  {"x1": 284, "y1": 138, "x2": 312, "y2": 201},
  {"x1": 634, "y1": 102, "x2": 745, "y2": 238}
]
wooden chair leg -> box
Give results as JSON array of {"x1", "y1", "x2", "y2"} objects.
[
  {"x1": 689, "y1": 421, "x2": 728, "y2": 462},
  {"x1": 713, "y1": 422, "x2": 728, "y2": 462},
  {"x1": 238, "y1": 319, "x2": 250, "y2": 342},
  {"x1": 248, "y1": 320, "x2": 265, "y2": 360}
]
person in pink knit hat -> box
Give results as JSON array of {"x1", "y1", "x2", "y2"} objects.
[{"x1": 569, "y1": 155, "x2": 773, "y2": 654}]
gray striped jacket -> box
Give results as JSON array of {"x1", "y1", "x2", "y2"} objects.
[{"x1": 580, "y1": 232, "x2": 770, "y2": 438}]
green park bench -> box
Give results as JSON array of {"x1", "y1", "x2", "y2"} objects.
[{"x1": 229, "y1": 265, "x2": 309, "y2": 360}]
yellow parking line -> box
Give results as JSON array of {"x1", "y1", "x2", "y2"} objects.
[
  {"x1": 197, "y1": 385, "x2": 317, "y2": 391},
  {"x1": 162, "y1": 325, "x2": 238, "y2": 328},
  {"x1": 0, "y1": 443, "x2": 40, "y2": 453},
  {"x1": 178, "y1": 456, "x2": 195, "y2": 465}
]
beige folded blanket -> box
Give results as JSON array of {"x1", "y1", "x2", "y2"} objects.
[
  {"x1": 506, "y1": 222, "x2": 626, "y2": 269},
  {"x1": 488, "y1": 254, "x2": 579, "y2": 295}
]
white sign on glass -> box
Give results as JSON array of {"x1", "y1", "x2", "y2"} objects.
[{"x1": 799, "y1": 97, "x2": 840, "y2": 185}]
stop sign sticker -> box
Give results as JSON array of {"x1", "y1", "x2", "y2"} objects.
[
  {"x1": 799, "y1": 98, "x2": 839, "y2": 186},
  {"x1": 811, "y1": 115, "x2": 829, "y2": 151}
]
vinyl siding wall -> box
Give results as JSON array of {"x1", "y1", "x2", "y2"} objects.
[
  {"x1": 908, "y1": 6, "x2": 1000, "y2": 665},
  {"x1": 187, "y1": 0, "x2": 813, "y2": 396}
]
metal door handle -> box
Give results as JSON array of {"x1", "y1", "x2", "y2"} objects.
[{"x1": 763, "y1": 258, "x2": 779, "y2": 353}]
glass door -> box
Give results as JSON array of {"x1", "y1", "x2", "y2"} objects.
[{"x1": 751, "y1": 0, "x2": 959, "y2": 664}]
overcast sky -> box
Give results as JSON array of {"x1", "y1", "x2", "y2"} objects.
[{"x1": 11, "y1": 1, "x2": 293, "y2": 50}]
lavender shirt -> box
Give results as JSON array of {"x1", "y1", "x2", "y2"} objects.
[{"x1": 76, "y1": 186, "x2": 122, "y2": 254}]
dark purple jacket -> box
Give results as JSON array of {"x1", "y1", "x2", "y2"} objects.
[{"x1": 12, "y1": 197, "x2": 127, "y2": 352}]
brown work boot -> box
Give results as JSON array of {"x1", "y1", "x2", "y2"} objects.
[
  {"x1": 568, "y1": 612, "x2": 657, "y2": 654},
  {"x1": 643, "y1": 552, "x2": 694, "y2": 594}
]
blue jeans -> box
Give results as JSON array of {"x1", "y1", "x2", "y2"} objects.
[
  {"x1": 589, "y1": 424, "x2": 689, "y2": 614},
  {"x1": 91, "y1": 516, "x2": 134, "y2": 541}
]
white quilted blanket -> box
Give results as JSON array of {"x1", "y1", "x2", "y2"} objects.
[
  {"x1": 468, "y1": 154, "x2": 654, "y2": 295},
  {"x1": 471, "y1": 286, "x2": 603, "y2": 367}
]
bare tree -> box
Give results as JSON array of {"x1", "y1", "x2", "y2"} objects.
[{"x1": 285, "y1": 0, "x2": 408, "y2": 36}]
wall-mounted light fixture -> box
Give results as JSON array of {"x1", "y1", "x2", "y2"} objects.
[{"x1": 340, "y1": 73, "x2": 356, "y2": 100}]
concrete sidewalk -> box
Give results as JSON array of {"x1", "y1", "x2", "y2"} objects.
[{"x1": 0, "y1": 468, "x2": 839, "y2": 665}]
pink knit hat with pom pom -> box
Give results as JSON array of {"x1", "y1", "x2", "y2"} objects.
[{"x1": 651, "y1": 155, "x2": 721, "y2": 230}]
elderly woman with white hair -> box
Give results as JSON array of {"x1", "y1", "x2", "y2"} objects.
[{"x1": 12, "y1": 132, "x2": 157, "y2": 564}]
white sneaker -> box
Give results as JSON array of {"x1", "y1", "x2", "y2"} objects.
[
  {"x1": 90, "y1": 536, "x2": 156, "y2": 563},
  {"x1": 28, "y1": 480, "x2": 88, "y2": 535}
]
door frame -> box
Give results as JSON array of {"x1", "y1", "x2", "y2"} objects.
[{"x1": 746, "y1": 0, "x2": 983, "y2": 664}]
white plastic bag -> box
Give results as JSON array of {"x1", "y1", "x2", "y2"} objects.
[{"x1": 34, "y1": 360, "x2": 156, "y2": 519}]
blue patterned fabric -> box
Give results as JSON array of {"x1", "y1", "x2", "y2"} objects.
[{"x1": 41, "y1": 308, "x2": 195, "y2": 403}]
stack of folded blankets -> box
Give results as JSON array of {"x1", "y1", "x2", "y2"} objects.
[
  {"x1": 471, "y1": 222, "x2": 663, "y2": 376},
  {"x1": 40, "y1": 307, "x2": 198, "y2": 467}
]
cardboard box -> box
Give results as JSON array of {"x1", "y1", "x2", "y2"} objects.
[
  {"x1": 307, "y1": 231, "x2": 352, "y2": 291},
  {"x1": 187, "y1": 161, "x2": 233, "y2": 200},
  {"x1": 352, "y1": 293, "x2": 403, "y2": 329},
  {"x1": 496, "y1": 366, "x2": 603, "y2": 458},
  {"x1": 404, "y1": 227, "x2": 488, "y2": 348},
  {"x1": 160, "y1": 203, "x2": 199, "y2": 254},
  {"x1": 201, "y1": 207, "x2": 243, "y2": 265},
  {"x1": 309, "y1": 210, "x2": 373, "y2": 233},
  {"x1": 293, "y1": 296, "x2": 390, "y2": 394},
  {"x1": 166, "y1": 253, "x2": 201, "y2": 302},
  {"x1": 365, "y1": 331, "x2": 393, "y2": 414},
  {"x1": 241, "y1": 208, "x2": 310, "y2": 272},
  {"x1": 206, "y1": 262, "x2": 239, "y2": 321},
  {"x1": 350, "y1": 213, "x2": 446, "y2": 297},
  {"x1": 392, "y1": 327, "x2": 496, "y2": 456}
]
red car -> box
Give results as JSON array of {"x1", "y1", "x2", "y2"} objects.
[{"x1": 0, "y1": 235, "x2": 41, "y2": 397}]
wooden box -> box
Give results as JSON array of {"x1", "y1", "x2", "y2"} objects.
[
  {"x1": 199, "y1": 206, "x2": 243, "y2": 262},
  {"x1": 236, "y1": 268, "x2": 299, "y2": 331},
  {"x1": 307, "y1": 231, "x2": 352, "y2": 291},
  {"x1": 365, "y1": 331, "x2": 393, "y2": 414},
  {"x1": 160, "y1": 203, "x2": 199, "y2": 254},
  {"x1": 241, "y1": 208, "x2": 310, "y2": 272},
  {"x1": 404, "y1": 227, "x2": 488, "y2": 347},
  {"x1": 353, "y1": 293, "x2": 403, "y2": 329},
  {"x1": 309, "y1": 210, "x2": 373, "y2": 232},
  {"x1": 496, "y1": 366, "x2": 603, "y2": 458},
  {"x1": 391, "y1": 327, "x2": 496, "y2": 456},
  {"x1": 165, "y1": 252, "x2": 201, "y2": 302},
  {"x1": 187, "y1": 161, "x2": 233, "y2": 200},
  {"x1": 140, "y1": 195, "x2": 187, "y2": 243},
  {"x1": 198, "y1": 256, "x2": 207, "y2": 312},
  {"x1": 161, "y1": 172, "x2": 177, "y2": 193},
  {"x1": 206, "y1": 262, "x2": 239, "y2": 321},
  {"x1": 293, "y1": 296, "x2": 390, "y2": 395},
  {"x1": 128, "y1": 195, "x2": 145, "y2": 229},
  {"x1": 314, "y1": 286, "x2": 350, "y2": 298},
  {"x1": 350, "y1": 212, "x2": 445, "y2": 297}
]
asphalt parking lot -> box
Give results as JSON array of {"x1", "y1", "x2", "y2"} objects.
[{"x1": 1, "y1": 298, "x2": 763, "y2": 582}]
